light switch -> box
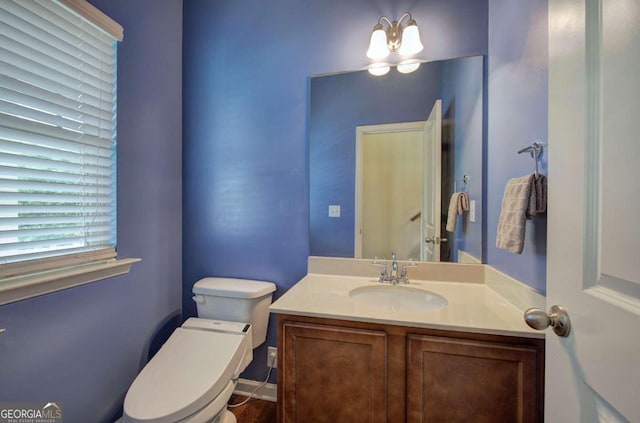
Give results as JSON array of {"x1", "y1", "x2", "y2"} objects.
[
  {"x1": 469, "y1": 200, "x2": 476, "y2": 223},
  {"x1": 328, "y1": 205, "x2": 341, "y2": 218}
]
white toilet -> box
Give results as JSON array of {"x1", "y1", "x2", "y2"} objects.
[{"x1": 120, "y1": 277, "x2": 276, "y2": 423}]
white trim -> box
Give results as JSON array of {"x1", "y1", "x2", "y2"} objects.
[
  {"x1": 57, "y1": 0, "x2": 124, "y2": 41},
  {"x1": 0, "y1": 249, "x2": 116, "y2": 279},
  {"x1": 234, "y1": 378, "x2": 277, "y2": 403},
  {"x1": 0, "y1": 258, "x2": 141, "y2": 305},
  {"x1": 355, "y1": 122, "x2": 427, "y2": 135},
  {"x1": 484, "y1": 265, "x2": 546, "y2": 313},
  {"x1": 355, "y1": 129, "x2": 363, "y2": 258},
  {"x1": 354, "y1": 121, "x2": 426, "y2": 259}
]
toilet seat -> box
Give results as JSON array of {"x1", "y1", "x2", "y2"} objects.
[{"x1": 123, "y1": 327, "x2": 247, "y2": 423}]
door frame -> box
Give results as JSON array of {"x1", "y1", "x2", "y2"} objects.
[
  {"x1": 354, "y1": 121, "x2": 426, "y2": 258},
  {"x1": 422, "y1": 100, "x2": 442, "y2": 262}
]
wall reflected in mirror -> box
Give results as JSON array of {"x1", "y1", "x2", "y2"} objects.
[{"x1": 309, "y1": 55, "x2": 484, "y2": 262}]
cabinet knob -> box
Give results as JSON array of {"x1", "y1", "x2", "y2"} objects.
[{"x1": 524, "y1": 305, "x2": 571, "y2": 337}]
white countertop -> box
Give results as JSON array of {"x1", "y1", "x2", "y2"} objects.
[{"x1": 270, "y1": 273, "x2": 544, "y2": 339}]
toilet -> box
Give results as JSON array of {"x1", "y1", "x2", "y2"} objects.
[{"x1": 120, "y1": 277, "x2": 276, "y2": 423}]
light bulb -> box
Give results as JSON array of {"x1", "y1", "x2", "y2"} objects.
[
  {"x1": 398, "y1": 23, "x2": 423, "y2": 56},
  {"x1": 397, "y1": 60, "x2": 420, "y2": 74},
  {"x1": 366, "y1": 28, "x2": 390, "y2": 59},
  {"x1": 368, "y1": 63, "x2": 390, "y2": 76}
]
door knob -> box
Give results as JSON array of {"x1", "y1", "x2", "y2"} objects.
[
  {"x1": 524, "y1": 305, "x2": 571, "y2": 337},
  {"x1": 425, "y1": 236, "x2": 447, "y2": 244}
]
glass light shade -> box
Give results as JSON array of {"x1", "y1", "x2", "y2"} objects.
[
  {"x1": 397, "y1": 60, "x2": 420, "y2": 74},
  {"x1": 366, "y1": 29, "x2": 390, "y2": 59},
  {"x1": 398, "y1": 24, "x2": 424, "y2": 56},
  {"x1": 368, "y1": 63, "x2": 390, "y2": 76}
]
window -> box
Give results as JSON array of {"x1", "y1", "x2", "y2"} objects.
[{"x1": 0, "y1": 0, "x2": 136, "y2": 304}]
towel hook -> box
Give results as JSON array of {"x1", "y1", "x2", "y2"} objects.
[
  {"x1": 454, "y1": 174, "x2": 468, "y2": 192},
  {"x1": 517, "y1": 142, "x2": 544, "y2": 177}
]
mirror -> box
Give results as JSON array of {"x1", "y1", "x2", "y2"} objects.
[{"x1": 309, "y1": 55, "x2": 484, "y2": 262}]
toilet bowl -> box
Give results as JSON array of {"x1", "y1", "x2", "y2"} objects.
[{"x1": 120, "y1": 278, "x2": 276, "y2": 423}]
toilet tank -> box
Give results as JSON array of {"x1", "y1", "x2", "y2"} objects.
[{"x1": 192, "y1": 277, "x2": 276, "y2": 348}]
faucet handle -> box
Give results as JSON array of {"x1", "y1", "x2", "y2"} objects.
[
  {"x1": 399, "y1": 264, "x2": 410, "y2": 284},
  {"x1": 379, "y1": 263, "x2": 387, "y2": 283}
]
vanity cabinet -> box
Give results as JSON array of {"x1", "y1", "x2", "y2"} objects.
[
  {"x1": 277, "y1": 314, "x2": 544, "y2": 423},
  {"x1": 406, "y1": 335, "x2": 540, "y2": 423},
  {"x1": 280, "y1": 322, "x2": 387, "y2": 422}
]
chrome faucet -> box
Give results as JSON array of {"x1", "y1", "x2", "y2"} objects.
[{"x1": 390, "y1": 252, "x2": 398, "y2": 283}]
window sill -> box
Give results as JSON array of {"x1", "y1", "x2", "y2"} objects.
[{"x1": 0, "y1": 258, "x2": 141, "y2": 306}]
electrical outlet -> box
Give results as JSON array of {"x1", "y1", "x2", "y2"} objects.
[
  {"x1": 267, "y1": 346, "x2": 278, "y2": 369},
  {"x1": 328, "y1": 205, "x2": 341, "y2": 217}
]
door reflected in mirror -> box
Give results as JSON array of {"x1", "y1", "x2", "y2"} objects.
[
  {"x1": 356, "y1": 124, "x2": 425, "y2": 261},
  {"x1": 309, "y1": 56, "x2": 484, "y2": 262}
]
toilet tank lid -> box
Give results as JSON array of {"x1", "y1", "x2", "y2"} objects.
[{"x1": 193, "y1": 277, "x2": 276, "y2": 299}]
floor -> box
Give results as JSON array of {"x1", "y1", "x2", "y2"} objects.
[{"x1": 228, "y1": 395, "x2": 277, "y2": 423}]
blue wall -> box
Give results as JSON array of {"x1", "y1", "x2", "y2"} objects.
[
  {"x1": 0, "y1": 1, "x2": 183, "y2": 421},
  {"x1": 183, "y1": 0, "x2": 488, "y2": 382},
  {"x1": 487, "y1": 0, "x2": 548, "y2": 292}
]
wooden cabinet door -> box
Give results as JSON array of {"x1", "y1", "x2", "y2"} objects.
[
  {"x1": 280, "y1": 321, "x2": 387, "y2": 423},
  {"x1": 407, "y1": 334, "x2": 541, "y2": 423}
]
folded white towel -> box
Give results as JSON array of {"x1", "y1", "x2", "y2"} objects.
[
  {"x1": 496, "y1": 174, "x2": 547, "y2": 254},
  {"x1": 446, "y1": 192, "x2": 470, "y2": 232}
]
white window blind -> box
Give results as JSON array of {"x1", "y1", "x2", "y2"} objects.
[{"x1": 0, "y1": 0, "x2": 120, "y2": 279}]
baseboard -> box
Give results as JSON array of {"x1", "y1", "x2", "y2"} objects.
[{"x1": 234, "y1": 378, "x2": 277, "y2": 403}]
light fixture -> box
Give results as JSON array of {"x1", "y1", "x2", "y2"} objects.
[{"x1": 366, "y1": 12, "x2": 424, "y2": 60}]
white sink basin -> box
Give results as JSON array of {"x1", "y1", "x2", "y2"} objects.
[{"x1": 349, "y1": 284, "x2": 448, "y2": 312}]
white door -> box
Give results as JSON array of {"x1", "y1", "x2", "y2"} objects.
[
  {"x1": 421, "y1": 100, "x2": 442, "y2": 262},
  {"x1": 355, "y1": 122, "x2": 425, "y2": 259},
  {"x1": 545, "y1": 0, "x2": 640, "y2": 421}
]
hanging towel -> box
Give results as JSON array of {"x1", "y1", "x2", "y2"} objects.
[
  {"x1": 496, "y1": 173, "x2": 547, "y2": 254},
  {"x1": 529, "y1": 174, "x2": 547, "y2": 218},
  {"x1": 445, "y1": 192, "x2": 470, "y2": 232}
]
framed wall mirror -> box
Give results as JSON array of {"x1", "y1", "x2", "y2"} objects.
[{"x1": 309, "y1": 55, "x2": 484, "y2": 262}]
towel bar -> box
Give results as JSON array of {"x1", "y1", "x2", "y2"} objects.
[{"x1": 518, "y1": 142, "x2": 544, "y2": 176}]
